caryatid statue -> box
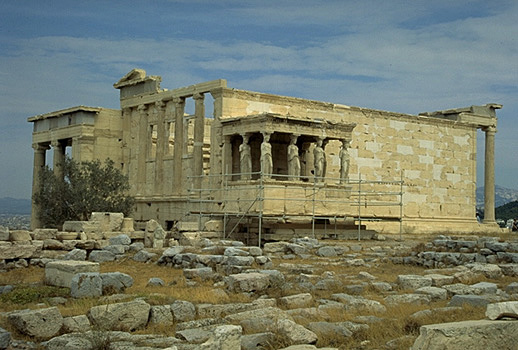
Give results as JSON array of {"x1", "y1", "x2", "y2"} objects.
[
  {"x1": 288, "y1": 134, "x2": 301, "y2": 180},
  {"x1": 261, "y1": 132, "x2": 273, "y2": 178},
  {"x1": 239, "y1": 134, "x2": 252, "y2": 180},
  {"x1": 339, "y1": 139, "x2": 350, "y2": 184},
  {"x1": 313, "y1": 137, "x2": 326, "y2": 181}
]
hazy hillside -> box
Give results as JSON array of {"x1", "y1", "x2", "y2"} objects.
[
  {"x1": 476, "y1": 185, "x2": 518, "y2": 209},
  {"x1": 0, "y1": 197, "x2": 31, "y2": 214}
]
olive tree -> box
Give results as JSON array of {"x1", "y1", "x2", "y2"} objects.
[{"x1": 34, "y1": 157, "x2": 134, "y2": 228}]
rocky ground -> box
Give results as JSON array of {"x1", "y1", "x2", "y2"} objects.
[{"x1": 1, "y1": 226, "x2": 518, "y2": 349}]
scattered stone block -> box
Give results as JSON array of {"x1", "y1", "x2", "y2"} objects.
[
  {"x1": 280, "y1": 293, "x2": 313, "y2": 309},
  {"x1": 200, "y1": 325, "x2": 242, "y2": 350},
  {"x1": 149, "y1": 305, "x2": 173, "y2": 325},
  {"x1": 472, "y1": 281, "x2": 498, "y2": 294},
  {"x1": 411, "y1": 320, "x2": 518, "y2": 350},
  {"x1": 276, "y1": 318, "x2": 317, "y2": 345},
  {"x1": 147, "y1": 277, "x2": 165, "y2": 287},
  {"x1": 133, "y1": 249, "x2": 156, "y2": 262},
  {"x1": 63, "y1": 221, "x2": 100, "y2": 233},
  {"x1": 506, "y1": 282, "x2": 518, "y2": 294},
  {"x1": 0, "y1": 327, "x2": 10, "y2": 349},
  {"x1": 88, "y1": 299, "x2": 151, "y2": 331},
  {"x1": 109, "y1": 234, "x2": 131, "y2": 246},
  {"x1": 385, "y1": 294, "x2": 431, "y2": 305},
  {"x1": 100, "y1": 272, "x2": 134, "y2": 293},
  {"x1": 415, "y1": 286, "x2": 448, "y2": 301},
  {"x1": 63, "y1": 248, "x2": 87, "y2": 261},
  {"x1": 448, "y1": 294, "x2": 491, "y2": 308},
  {"x1": 467, "y1": 263, "x2": 503, "y2": 279},
  {"x1": 103, "y1": 244, "x2": 127, "y2": 255},
  {"x1": 33, "y1": 228, "x2": 58, "y2": 240},
  {"x1": 397, "y1": 275, "x2": 432, "y2": 290},
  {"x1": 145, "y1": 219, "x2": 167, "y2": 248},
  {"x1": 0, "y1": 241, "x2": 41, "y2": 259},
  {"x1": 0, "y1": 226, "x2": 9, "y2": 241},
  {"x1": 241, "y1": 332, "x2": 275, "y2": 350},
  {"x1": 7, "y1": 307, "x2": 63, "y2": 340},
  {"x1": 71, "y1": 272, "x2": 102, "y2": 298},
  {"x1": 88, "y1": 250, "x2": 116, "y2": 262},
  {"x1": 9, "y1": 230, "x2": 31, "y2": 241},
  {"x1": 62, "y1": 315, "x2": 91, "y2": 333},
  {"x1": 171, "y1": 300, "x2": 196, "y2": 322},
  {"x1": 184, "y1": 267, "x2": 217, "y2": 281},
  {"x1": 426, "y1": 273, "x2": 455, "y2": 287},
  {"x1": 227, "y1": 272, "x2": 270, "y2": 293},
  {"x1": 316, "y1": 246, "x2": 337, "y2": 257},
  {"x1": 486, "y1": 301, "x2": 518, "y2": 320},
  {"x1": 45, "y1": 260, "x2": 100, "y2": 288},
  {"x1": 90, "y1": 212, "x2": 124, "y2": 232}
]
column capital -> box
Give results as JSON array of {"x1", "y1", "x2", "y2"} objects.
[
  {"x1": 193, "y1": 92, "x2": 205, "y2": 101},
  {"x1": 483, "y1": 125, "x2": 497, "y2": 134},
  {"x1": 172, "y1": 97, "x2": 185, "y2": 105},
  {"x1": 50, "y1": 140, "x2": 62, "y2": 148},
  {"x1": 137, "y1": 104, "x2": 147, "y2": 115},
  {"x1": 155, "y1": 100, "x2": 166, "y2": 111},
  {"x1": 32, "y1": 143, "x2": 49, "y2": 152}
]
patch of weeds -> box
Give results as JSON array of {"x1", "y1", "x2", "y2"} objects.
[
  {"x1": 86, "y1": 330, "x2": 113, "y2": 350},
  {"x1": 0, "y1": 284, "x2": 69, "y2": 305}
]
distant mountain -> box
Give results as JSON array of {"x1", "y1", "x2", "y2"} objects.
[
  {"x1": 0, "y1": 197, "x2": 32, "y2": 214},
  {"x1": 476, "y1": 185, "x2": 518, "y2": 209}
]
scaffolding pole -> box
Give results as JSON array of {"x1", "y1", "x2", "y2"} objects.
[{"x1": 186, "y1": 170, "x2": 404, "y2": 244}]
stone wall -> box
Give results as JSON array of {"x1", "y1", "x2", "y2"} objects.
[{"x1": 216, "y1": 88, "x2": 480, "y2": 233}]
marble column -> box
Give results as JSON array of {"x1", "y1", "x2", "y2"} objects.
[
  {"x1": 31, "y1": 143, "x2": 49, "y2": 229},
  {"x1": 483, "y1": 126, "x2": 497, "y2": 224},
  {"x1": 173, "y1": 97, "x2": 185, "y2": 195},
  {"x1": 137, "y1": 104, "x2": 148, "y2": 194},
  {"x1": 51, "y1": 140, "x2": 65, "y2": 179},
  {"x1": 154, "y1": 100, "x2": 166, "y2": 194},
  {"x1": 193, "y1": 93, "x2": 205, "y2": 189}
]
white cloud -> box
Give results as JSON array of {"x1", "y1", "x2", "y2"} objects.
[{"x1": 1, "y1": 0, "x2": 518, "y2": 198}]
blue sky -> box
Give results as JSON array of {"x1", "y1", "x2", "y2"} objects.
[{"x1": 1, "y1": 0, "x2": 517, "y2": 199}]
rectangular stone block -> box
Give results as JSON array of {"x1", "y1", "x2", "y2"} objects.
[
  {"x1": 0, "y1": 241, "x2": 41, "y2": 259},
  {"x1": 62, "y1": 221, "x2": 101, "y2": 233},
  {"x1": 412, "y1": 320, "x2": 518, "y2": 350},
  {"x1": 90, "y1": 212, "x2": 124, "y2": 232},
  {"x1": 45, "y1": 260, "x2": 100, "y2": 288}
]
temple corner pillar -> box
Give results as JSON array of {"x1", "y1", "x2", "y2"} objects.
[
  {"x1": 31, "y1": 143, "x2": 49, "y2": 230},
  {"x1": 482, "y1": 125, "x2": 497, "y2": 225}
]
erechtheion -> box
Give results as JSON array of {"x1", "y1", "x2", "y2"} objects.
[{"x1": 28, "y1": 68, "x2": 501, "y2": 240}]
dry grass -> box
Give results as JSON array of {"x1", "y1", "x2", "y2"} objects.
[{"x1": 0, "y1": 241, "x2": 510, "y2": 348}]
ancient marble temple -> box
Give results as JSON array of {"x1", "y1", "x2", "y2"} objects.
[{"x1": 29, "y1": 69, "x2": 501, "y2": 238}]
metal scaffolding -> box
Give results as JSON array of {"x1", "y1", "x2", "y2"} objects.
[{"x1": 187, "y1": 171, "x2": 404, "y2": 244}]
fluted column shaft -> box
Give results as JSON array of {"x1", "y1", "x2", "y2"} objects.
[
  {"x1": 483, "y1": 126, "x2": 496, "y2": 224},
  {"x1": 173, "y1": 98, "x2": 185, "y2": 195},
  {"x1": 31, "y1": 143, "x2": 49, "y2": 229},
  {"x1": 193, "y1": 93, "x2": 205, "y2": 190}
]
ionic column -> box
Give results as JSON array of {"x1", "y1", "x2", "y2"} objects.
[
  {"x1": 483, "y1": 126, "x2": 497, "y2": 224},
  {"x1": 154, "y1": 100, "x2": 166, "y2": 194},
  {"x1": 51, "y1": 140, "x2": 65, "y2": 179},
  {"x1": 173, "y1": 97, "x2": 185, "y2": 195},
  {"x1": 137, "y1": 104, "x2": 148, "y2": 194},
  {"x1": 193, "y1": 93, "x2": 205, "y2": 189},
  {"x1": 31, "y1": 143, "x2": 49, "y2": 229}
]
